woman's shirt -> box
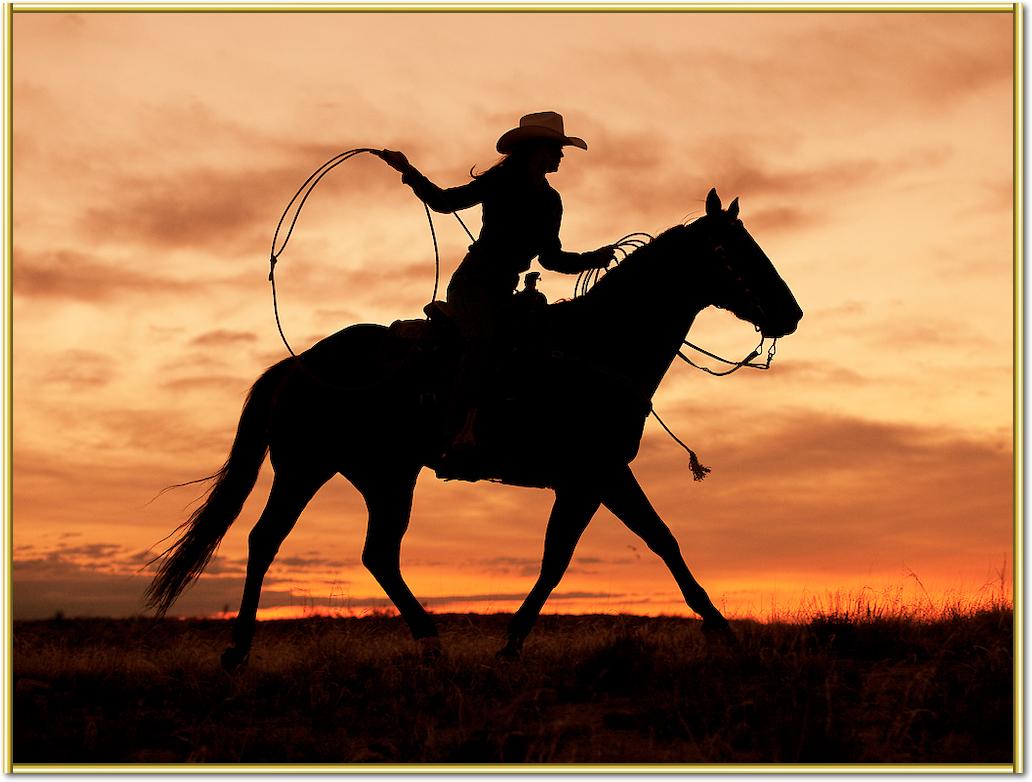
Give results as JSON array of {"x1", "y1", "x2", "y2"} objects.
[{"x1": 402, "y1": 164, "x2": 600, "y2": 291}]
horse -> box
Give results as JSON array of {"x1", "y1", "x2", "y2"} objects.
[{"x1": 146, "y1": 189, "x2": 803, "y2": 668}]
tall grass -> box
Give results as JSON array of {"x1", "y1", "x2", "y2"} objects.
[
  {"x1": 13, "y1": 606, "x2": 1013, "y2": 765},
  {"x1": 767, "y1": 574, "x2": 1012, "y2": 626}
]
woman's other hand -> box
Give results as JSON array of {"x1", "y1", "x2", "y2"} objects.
[{"x1": 591, "y1": 245, "x2": 616, "y2": 268}]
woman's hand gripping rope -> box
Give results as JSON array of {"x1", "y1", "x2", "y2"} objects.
[
  {"x1": 574, "y1": 233, "x2": 653, "y2": 299},
  {"x1": 377, "y1": 149, "x2": 411, "y2": 173}
]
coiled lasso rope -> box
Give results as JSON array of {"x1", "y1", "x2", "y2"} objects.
[{"x1": 267, "y1": 147, "x2": 473, "y2": 358}]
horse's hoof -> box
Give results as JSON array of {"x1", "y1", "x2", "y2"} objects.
[
  {"x1": 496, "y1": 643, "x2": 522, "y2": 661},
  {"x1": 701, "y1": 618, "x2": 738, "y2": 646},
  {"x1": 418, "y1": 636, "x2": 443, "y2": 662},
  {"x1": 221, "y1": 646, "x2": 249, "y2": 672}
]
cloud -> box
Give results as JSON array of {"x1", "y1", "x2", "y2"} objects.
[
  {"x1": 420, "y1": 591, "x2": 626, "y2": 606},
  {"x1": 746, "y1": 359, "x2": 869, "y2": 387},
  {"x1": 313, "y1": 307, "x2": 365, "y2": 328},
  {"x1": 189, "y1": 329, "x2": 258, "y2": 347},
  {"x1": 76, "y1": 166, "x2": 283, "y2": 253},
  {"x1": 810, "y1": 300, "x2": 868, "y2": 319},
  {"x1": 476, "y1": 554, "x2": 619, "y2": 578},
  {"x1": 10, "y1": 544, "x2": 626, "y2": 619},
  {"x1": 51, "y1": 543, "x2": 124, "y2": 560},
  {"x1": 13, "y1": 82, "x2": 420, "y2": 263},
  {"x1": 160, "y1": 375, "x2": 251, "y2": 393},
  {"x1": 563, "y1": 138, "x2": 950, "y2": 236},
  {"x1": 13, "y1": 422, "x2": 237, "y2": 523},
  {"x1": 277, "y1": 555, "x2": 354, "y2": 570},
  {"x1": 73, "y1": 152, "x2": 410, "y2": 257},
  {"x1": 266, "y1": 255, "x2": 444, "y2": 325},
  {"x1": 90, "y1": 406, "x2": 238, "y2": 456},
  {"x1": 603, "y1": 13, "x2": 1011, "y2": 121},
  {"x1": 692, "y1": 148, "x2": 952, "y2": 212},
  {"x1": 12, "y1": 557, "x2": 249, "y2": 619},
  {"x1": 158, "y1": 353, "x2": 231, "y2": 376},
  {"x1": 742, "y1": 206, "x2": 814, "y2": 235},
  {"x1": 40, "y1": 349, "x2": 118, "y2": 389},
  {"x1": 13, "y1": 538, "x2": 255, "y2": 617},
  {"x1": 860, "y1": 316, "x2": 997, "y2": 351},
  {"x1": 12, "y1": 248, "x2": 196, "y2": 302},
  {"x1": 628, "y1": 408, "x2": 1012, "y2": 578}
]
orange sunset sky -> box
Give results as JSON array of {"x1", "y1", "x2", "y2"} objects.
[{"x1": 10, "y1": 8, "x2": 1017, "y2": 620}]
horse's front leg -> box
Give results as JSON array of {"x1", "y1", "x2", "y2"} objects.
[
  {"x1": 499, "y1": 481, "x2": 602, "y2": 658},
  {"x1": 601, "y1": 464, "x2": 733, "y2": 639}
]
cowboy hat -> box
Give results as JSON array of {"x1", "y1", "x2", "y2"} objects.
[{"x1": 496, "y1": 111, "x2": 588, "y2": 154}]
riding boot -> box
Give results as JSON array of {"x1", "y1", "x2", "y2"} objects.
[{"x1": 437, "y1": 407, "x2": 481, "y2": 481}]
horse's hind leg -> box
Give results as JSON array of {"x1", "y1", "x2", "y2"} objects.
[
  {"x1": 222, "y1": 468, "x2": 331, "y2": 670},
  {"x1": 499, "y1": 482, "x2": 601, "y2": 658},
  {"x1": 354, "y1": 465, "x2": 438, "y2": 646},
  {"x1": 601, "y1": 465, "x2": 732, "y2": 638}
]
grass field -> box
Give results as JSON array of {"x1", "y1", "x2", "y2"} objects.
[{"x1": 12, "y1": 608, "x2": 1013, "y2": 766}]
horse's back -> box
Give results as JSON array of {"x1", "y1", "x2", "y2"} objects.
[{"x1": 296, "y1": 323, "x2": 393, "y2": 388}]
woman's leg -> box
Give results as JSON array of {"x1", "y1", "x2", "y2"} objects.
[{"x1": 444, "y1": 271, "x2": 504, "y2": 455}]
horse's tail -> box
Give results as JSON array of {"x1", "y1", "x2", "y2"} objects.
[{"x1": 145, "y1": 359, "x2": 293, "y2": 616}]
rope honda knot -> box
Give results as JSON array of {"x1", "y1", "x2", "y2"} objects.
[{"x1": 268, "y1": 253, "x2": 279, "y2": 282}]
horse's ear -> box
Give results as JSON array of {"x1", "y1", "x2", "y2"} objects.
[
  {"x1": 727, "y1": 197, "x2": 740, "y2": 220},
  {"x1": 705, "y1": 188, "x2": 721, "y2": 216}
]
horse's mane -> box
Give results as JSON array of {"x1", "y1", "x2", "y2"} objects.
[{"x1": 550, "y1": 222, "x2": 696, "y2": 316}]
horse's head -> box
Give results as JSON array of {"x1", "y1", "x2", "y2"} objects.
[{"x1": 697, "y1": 188, "x2": 803, "y2": 339}]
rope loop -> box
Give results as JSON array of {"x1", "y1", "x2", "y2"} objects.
[{"x1": 267, "y1": 147, "x2": 473, "y2": 354}]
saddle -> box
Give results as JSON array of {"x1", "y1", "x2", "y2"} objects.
[
  {"x1": 386, "y1": 301, "x2": 459, "y2": 345},
  {"x1": 383, "y1": 290, "x2": 647, "y2": 487},
  {"x1": 387, "y1": 280, "x2": 550, "y2": 357}
]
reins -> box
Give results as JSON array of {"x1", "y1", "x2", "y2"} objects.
[{"x1": 679, "y1": 336, "x2": 778, "y2": 377}]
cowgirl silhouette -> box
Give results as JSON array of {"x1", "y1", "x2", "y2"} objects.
[{"x1": 380, "y1": 112, "x2": 614, "y2": 470}]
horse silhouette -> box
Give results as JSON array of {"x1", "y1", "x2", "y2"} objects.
[{"x1": 146, "y1": 189, "x2": 803, "y2": 667}]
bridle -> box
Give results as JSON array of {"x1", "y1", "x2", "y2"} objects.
[{"x1": 678, "y1": 239, "x2": 779, "y2": 376}]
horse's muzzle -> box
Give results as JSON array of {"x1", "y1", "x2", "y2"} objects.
[{"x1": 762, "y1": 306, "x2": 803, "y2": 339}]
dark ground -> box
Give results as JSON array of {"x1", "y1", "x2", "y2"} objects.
[{"x1": 13, "y1": 610, "x2": 1014, "y2": 766}]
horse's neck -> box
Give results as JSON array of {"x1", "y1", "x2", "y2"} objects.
[{"x1": 558, "y1": 228, "x2": 710, "y2": 401}]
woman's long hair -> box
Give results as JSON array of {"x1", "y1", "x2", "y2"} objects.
[
  {"x1": 470, "y1": 154, "x2": 512, "y2": 180},
  {"x1": 470, "y1": 139, "x2": 552, "y2": 180}
]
